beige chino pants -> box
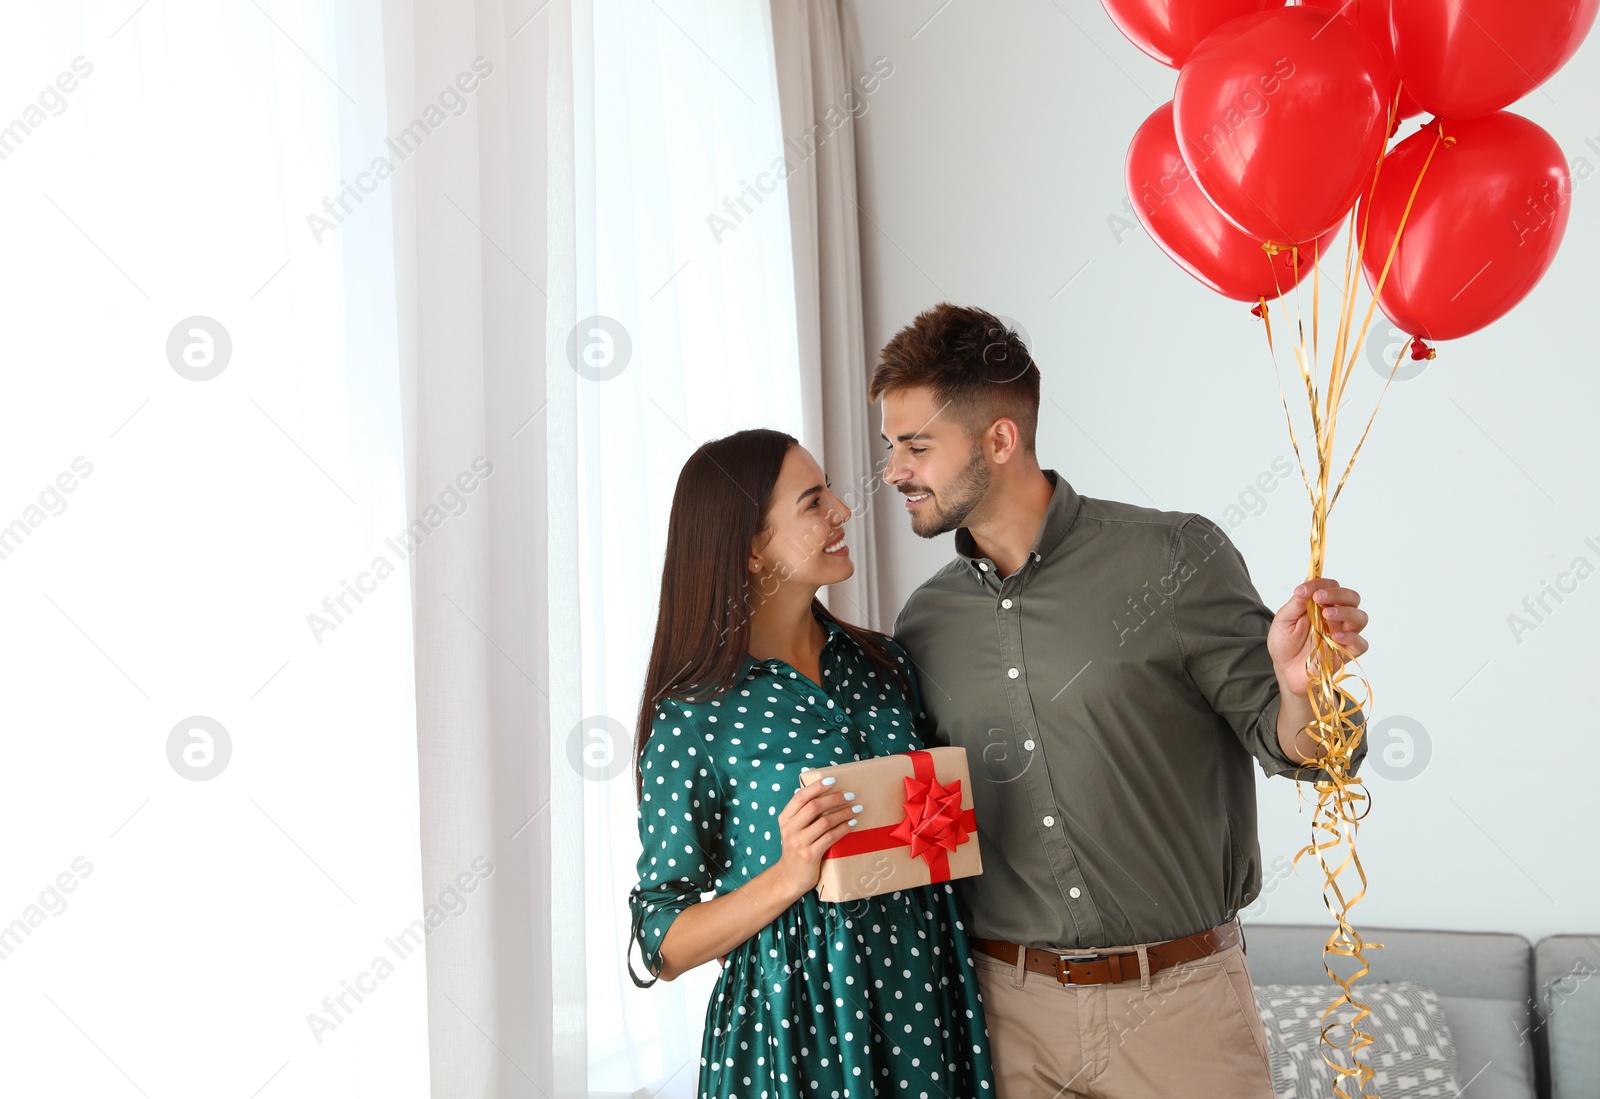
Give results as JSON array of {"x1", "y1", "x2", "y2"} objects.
[{"x1": 971, "y1": 935, "x2": 1276, "y2": 1098}]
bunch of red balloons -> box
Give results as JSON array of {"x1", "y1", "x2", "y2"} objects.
[{"x1": 1111, "y1": 0, "x2": 1595, "y2": 341}]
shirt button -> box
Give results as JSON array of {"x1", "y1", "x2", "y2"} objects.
[
  {"x1": 1023, "y1": 739, "x2": 1035, "y2": 751},
  {"x1": 1042, "y1": 815, "x2": 1055, "y2": 827},
  {"x1": 1001, "y1": 598, "x2": 1013, "y2": 609},
  {"x1": 1007, "y1": 668, "x2": 1019, "y2": 679},
  {"x1": 832, "y1": 712, "x2": 847, "y2": 726},
  {"x1": 978, "y1": 562, "x2": 989, "y2": 572},
  {"x1": 1069, "y1": 887, "x2": 1081, "y2": 899}
]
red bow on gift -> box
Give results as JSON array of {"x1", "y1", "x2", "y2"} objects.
[
  {"x1": 821, "y1": 750, "x2": 978, "y2": 883},
  {"x1": 887, "y1": 770, "x2": 970, "y2": 865}
]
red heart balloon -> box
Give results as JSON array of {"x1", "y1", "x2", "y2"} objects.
[
  {"x1": 1359, "y1": 113, "x2": 1572, "y2": 341},
  {"x1": 1391, "y1": 0, "x2": 1599, "y2": 121},
  {"x1": 1127, "y1": 102, "x2": 1339, "y2": 301},
  {"x1": 1175, "y1": 6, "x2": 1391, "y2": 246},
  {"x1": 1100, "y1": 0, "x2": 1286, "y2": 68},
  {"x1": 1301, "y1": 0, "x2": 1423, "y2": 121}
]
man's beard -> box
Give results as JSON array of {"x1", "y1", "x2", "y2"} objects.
[{"x1": 910, "y1": 445, "x2": 991, "y2": 538}]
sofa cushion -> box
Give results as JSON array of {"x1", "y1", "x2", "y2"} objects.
[
  {"x1": 1435, "y1": 995, "x2": 1539, "y2": 1099},
  {"x1": 1534, "y1": 935, "x2": 1600, "y2": 1099},
  {"x1": 1243, "y1": 925, "x2": 1536, "y2": 1098},
  {"x1": 1255, "y1": 982, "x2": 1460, "y2": 1098}
]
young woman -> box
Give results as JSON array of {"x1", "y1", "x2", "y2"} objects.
[{"x1": 628, "y1": 428, "x2": 995, "y2": 1097}]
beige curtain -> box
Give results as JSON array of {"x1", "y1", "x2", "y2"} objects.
[{"x1": 772, "y1": 0, "x2": 886, "y2": 630}]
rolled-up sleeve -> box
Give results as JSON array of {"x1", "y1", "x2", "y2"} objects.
[
  {"x1": 628, "y1": 699, "x2": 724, "y2": 987},
  {"x1": 1170, "y1": 515, "x2": 1367, "y2": 783}
]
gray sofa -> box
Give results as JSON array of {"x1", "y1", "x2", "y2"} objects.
[
  {"x1": 1535, "y1": 934, "x2": 1600, "y2": 1099},
  {"x1": 1244, "y1": 923, "x2": 1599, "y2": 1099}
]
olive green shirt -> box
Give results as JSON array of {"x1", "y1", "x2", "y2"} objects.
[{"x1": 893, "y1": 469, "x2": 1366, "y2": 951}]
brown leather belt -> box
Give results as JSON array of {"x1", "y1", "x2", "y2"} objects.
[{"x1": 971, "y1": 919, "x2": 1241, "y2": 986}]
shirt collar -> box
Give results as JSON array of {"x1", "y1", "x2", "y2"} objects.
[
  {"x1": 815, "y1": 611, "x2": 849, "y2": 648},
  {"x1": 954, "y1": 469, "x2": 1082, "y2": 574}
]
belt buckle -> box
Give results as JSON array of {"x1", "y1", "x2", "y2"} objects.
[{"x1": 1055, "y1": 952, "x2": 1103, "y2": 985}]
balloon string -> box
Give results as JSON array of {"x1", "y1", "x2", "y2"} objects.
[
  {"x1": 1254, "y1": 111, "x2": 1452, "y2": 1099},
  {"x1": 1294, "y1": 625, "x2": 1380, "y2": 1099},
  {"x1": 1263, "y1": 243, "x2": 1326, "y2": 477},
  {"x1": 1312, "y1": 219, "x2": 1321, "y2": 368},
  {"x1": 1257, "y1": 287, "x2": 1315, "y2": 509},
  {"x1": 1328, "y1": 123, "x2": 1451, "y2": 511},
  {"x1": 1325, "y1": 61, "x2": 1407, "y2": 432},
  {"x1": 1267, "y1": 230, "x2": 1381, "y2": 1099}
]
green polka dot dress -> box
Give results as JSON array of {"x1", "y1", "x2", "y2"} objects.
[{"x1": 629, "y1": 612, "x2": 996, "y2": 1098}]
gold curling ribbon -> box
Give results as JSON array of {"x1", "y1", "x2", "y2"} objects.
[{"x1": 1253, "y1": 97, "x2": 1450, "y2": 1099}]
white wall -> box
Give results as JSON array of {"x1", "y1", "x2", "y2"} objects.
[{"x1": 851, "y1": 0, "x2": 1600, "y2": 944}]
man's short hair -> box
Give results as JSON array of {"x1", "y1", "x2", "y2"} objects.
[{"x1": 869, "y1": 303, "x2": 1040, "y2": 453}]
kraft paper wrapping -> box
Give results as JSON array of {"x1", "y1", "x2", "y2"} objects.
[{"x1": 798, "y1": 746, "x2": 982, "y2": 903}]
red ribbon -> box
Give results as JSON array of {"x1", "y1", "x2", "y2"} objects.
[{"x1": 822, "y1": 749, "x2": 977, "y2": 883}]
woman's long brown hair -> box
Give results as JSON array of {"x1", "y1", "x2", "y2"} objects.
[{"x1": 633, "y1": 428, "x2": 912, "y2": 801}]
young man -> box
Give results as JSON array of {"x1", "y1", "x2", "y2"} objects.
[{"x1": 873, "y1": 303, "x2": 1370, "y2": 1097}]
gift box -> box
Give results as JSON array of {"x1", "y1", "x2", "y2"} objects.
[{"x1": 798, "y1": 746, "x2": 982, "y2": 902}]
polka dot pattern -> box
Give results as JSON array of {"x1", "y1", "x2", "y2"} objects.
[{"x1": 629, "y1": 615, "x2": 996, "y2": 1096}]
